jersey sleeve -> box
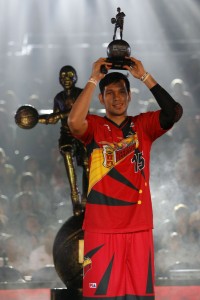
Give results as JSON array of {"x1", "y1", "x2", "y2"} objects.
[
  {"x1": 136, "y1": 110, "x2": 170, "y2": 142},
  {"x1": 74, "y1": 114, "x2": 96, "y2": 145}
]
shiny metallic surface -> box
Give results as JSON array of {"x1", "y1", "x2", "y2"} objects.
[{"x1": 15, "y1": 105, "x2": 39, "y2": 129}]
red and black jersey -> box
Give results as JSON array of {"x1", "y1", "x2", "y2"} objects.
[{"x1": 78, "y1": 110, "x2": 169, "y2": 233}]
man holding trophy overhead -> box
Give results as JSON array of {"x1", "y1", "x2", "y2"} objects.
[{"x1": 68, "y1": 8, "x2": 183, "y2": 300}]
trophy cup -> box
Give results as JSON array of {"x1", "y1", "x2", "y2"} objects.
[{"x1": 101, "y1": 7, "x2": 134, "y2": 74}]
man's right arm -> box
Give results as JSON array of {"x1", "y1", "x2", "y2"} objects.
[
  {"x1": 68, "y1": 58, "x2": 111, "y2": 136},
  {"x1": 67, "y1": 80, "x2": 96, "y2": 136}
]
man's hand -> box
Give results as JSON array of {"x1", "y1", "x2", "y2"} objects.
[
  {"x1": 124, "y1": 57, "x2": 147, "y2": 79},
  {"x1": 124, "y1": 57, "x2": 157, "y2": 89},
  {"x1": 90, "y1": 58, "x2": 112, "y2": 82}
]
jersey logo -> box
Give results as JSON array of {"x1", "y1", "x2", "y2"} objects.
[
  {"x1": 103, "y1": 124, "x2": 111, "y2": 131},
  {"x1": 89, "y1": 282, "x2": 97, "y2": 288},
  {"x1": 83, "y1": 257, "x2": 92, "y2": 277},
  {"x1": 102, "y1": 134, "x2": 139, "y2": 168}
]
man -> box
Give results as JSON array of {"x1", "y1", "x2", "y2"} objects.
[
  {"x1": 39, "y1": 66, "x2": 89, "y2": 216},
  {"x1": 68, "y1": 57, "x2": 183, "y2": 299}
]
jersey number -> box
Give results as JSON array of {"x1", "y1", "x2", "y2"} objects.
[{"x1": 132, "y1": 151, "x2": 145, "y2": 173}]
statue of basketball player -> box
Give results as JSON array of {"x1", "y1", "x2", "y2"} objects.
[
  {"x1": 112, "y1": 7, "x2": 126, "y2": 40},
  {"x1": 39, "y1": 66, "x2": 89, "y2": 216}
]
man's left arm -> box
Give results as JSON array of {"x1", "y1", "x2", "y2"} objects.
[
  {"x1": 150, "y1": 84, "x2": 183, "y2": 129},
  {"x1": 123, "y1": 57, "x2": 183, "y2": 130}
]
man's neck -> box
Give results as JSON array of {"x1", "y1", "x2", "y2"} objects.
[{"x1": 105, "y1": 114, "x2": 128, "y2": 126}]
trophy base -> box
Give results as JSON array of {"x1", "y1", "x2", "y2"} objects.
[
  {"x1": 100, "y1": 57, "x2": 134, "y2": 74},
  {"x1": 107, "y1": 57, "x2": 134, "y2": 69},
  {"x1": 107, "y1": 39, "x2": 131, "y2": 58},
  {"x1": 100, "y1": 39, "x2": 134, "y2": 74}
]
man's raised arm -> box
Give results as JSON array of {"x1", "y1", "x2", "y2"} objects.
[{"x1": 68, "y1": 58, "x2": 111, "y2": 136}]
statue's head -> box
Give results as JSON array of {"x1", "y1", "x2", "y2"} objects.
[
  {"x1": 59, "y1": 65, "x2": 78, "y2": 90},
  {"x1": 117, "y1": 7, "x2": 121, "y2": 12}
]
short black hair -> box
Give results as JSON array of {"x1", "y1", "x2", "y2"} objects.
[{"x1": 99, "y1": 72, "x2": 130, "y2": 95}]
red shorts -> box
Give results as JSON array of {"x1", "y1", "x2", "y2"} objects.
[{"x1": 83, "y1": 230, "x2": 155, "y2": 299}]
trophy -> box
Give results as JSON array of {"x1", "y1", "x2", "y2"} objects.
[{"x1": 101, "y1": 7, "x2": 134, "y2": 74}]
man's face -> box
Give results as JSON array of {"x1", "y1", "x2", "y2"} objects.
[
  {"x1": 60, "y1": 70, "x2": 76, "y2": 90},
  {"x1": 99, "y1": 80, "x2": 131, "y2": 120}
]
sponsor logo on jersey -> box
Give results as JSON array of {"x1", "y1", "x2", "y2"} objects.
[
  {"x1": 102, "y1": 134, "x2": 139, "y2": 168},
  {"x1": 103, "y1": 124, "x2": 111, "y2": 131},
  {"x1": 89, "y1": 282, "x2": 97, "y2": 288}
]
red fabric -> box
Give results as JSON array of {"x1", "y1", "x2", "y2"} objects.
[
  {"x1": 79, "y1": 112, "x2": 168, "y2": 233},
  {"x1": 83, "y1": 230, "x2": 155, "y2": 298}
]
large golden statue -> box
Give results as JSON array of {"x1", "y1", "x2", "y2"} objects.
[{"x1": 15, "y1": 66, "x2": 89, "y2": 216}]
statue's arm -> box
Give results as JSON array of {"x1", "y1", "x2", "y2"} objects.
[{"x1": 38, "y1": 110, "x2": 68, "y2": 125}]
